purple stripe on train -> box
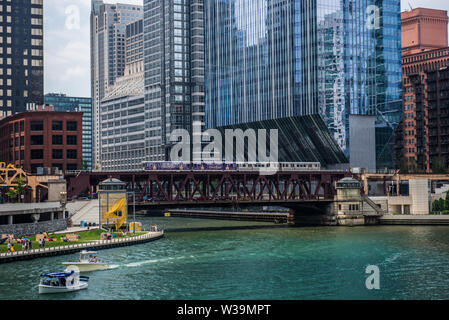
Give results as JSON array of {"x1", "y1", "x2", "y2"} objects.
[{"x1": 143, "y1": 162, "x2": 238, "y2": 171}]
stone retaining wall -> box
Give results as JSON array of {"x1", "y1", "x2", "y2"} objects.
[{"x1": 0, "y1": 219, "x2": 68, "y2": 236}]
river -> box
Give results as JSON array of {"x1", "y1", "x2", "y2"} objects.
[{"x1": 1, "y1": 217, "x2": 448, "y2": 300}]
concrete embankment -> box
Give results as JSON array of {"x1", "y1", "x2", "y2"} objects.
[
  {"x1": 0, "y1": 231, "x2": 164, "y2": 264},
  {"x1": 379, "y1": 215, "x2": 449, "y2": 225},
  {"x1": 167, "y1": 209, "x2": 292, "y2": 223}
]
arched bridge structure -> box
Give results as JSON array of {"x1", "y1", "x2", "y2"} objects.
[{"x1": 65, "y1": 170, "x2": 351, "y2": 209}]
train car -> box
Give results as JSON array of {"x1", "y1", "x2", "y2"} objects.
[
  {"x1": 143, "y1": 161, "x2": 192, "y2": 171},
  {"x1": 143, "y1": 161, "x2": 321, "y2": 172}
]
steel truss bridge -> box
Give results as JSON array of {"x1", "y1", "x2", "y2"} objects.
[{"x1": 65, "y1": 170, "x2": 350, "y2": 207}]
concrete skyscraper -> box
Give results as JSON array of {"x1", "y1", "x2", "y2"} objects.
[{"x1": 90, "y1": 0, "x2": 143, "y2": 169}]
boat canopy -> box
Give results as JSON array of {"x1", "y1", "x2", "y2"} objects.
[{"x1": 40, "y1": 271, "x2": 75, "y2": 278}]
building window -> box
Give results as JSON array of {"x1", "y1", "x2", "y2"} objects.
[
  {"x1": 52, "y1": 163, "x2": 63, "y2": 170},
  {"x1": 30, "y1": 121, "x2": 43, "y2": 131},
  {"x1": 67, "y1": 135, "x2": 77, "y2": 145},
  {"x1": 67, "y1": 121, "x2": 77, "y2": 131},
  {"x1": 67, "y1": 149, "x2": 77, "y2": 159},
  {"x1": 30, "y1": 149, "x2": 43, "y2": 160},
  {"x1": 52, "y1": 121, "x2": 63, "y2": 131},
  {"x1": 30, "y1": 135, "x2": 43, "y2": 146},
  {"x1": 52, "y1": 135, "x2": 63, "y2": 145},
  {"x1": 67, "y1": 163, "x2": 78, "y2": 171},
  {"x1": 52, "y1": 149, "x2": 63, "y2": 159}
]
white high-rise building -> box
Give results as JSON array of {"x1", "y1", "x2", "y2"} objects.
[{"x1": 90, "y1": 0, "x2": 143, "y2": 170}]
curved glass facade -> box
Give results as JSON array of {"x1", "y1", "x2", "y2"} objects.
[{"x1": 205, "y1": 0, "x2": 402, "y2": 168}]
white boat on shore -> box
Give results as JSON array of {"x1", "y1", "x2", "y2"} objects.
[
  {"x1": 39, "y1": 270, "x2": 89, "y2": 294},
  {"x1": 62, "y1": 250, "x2": 109, "y2": 272}
]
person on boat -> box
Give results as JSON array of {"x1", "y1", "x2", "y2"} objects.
[
  {"x1": 7, "y1": 242, "x2": 11, "y2": 252},
  {"x1": 10, "y1": 244, "x2": 15, "y2": 253}
]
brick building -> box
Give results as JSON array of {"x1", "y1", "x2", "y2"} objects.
[
  {"x1": 398, "y1": 47, "x2": 449, "y2": 172},
  {"x1": 401, "y1": 8, "x2": 449, "y2": 56},
  {"x1": 427, "y1": 67, "x2": 449, "y2": 169},
  {"x1": 0, "y1": 111, "x2": 83, "y2": 173},
  {"x1": 397, "y1": 8, "x2": 449, "y2": 172}
]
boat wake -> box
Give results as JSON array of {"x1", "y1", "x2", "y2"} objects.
[{"x1": 108, "y1": 256, "x2": 186, "y2": 269}]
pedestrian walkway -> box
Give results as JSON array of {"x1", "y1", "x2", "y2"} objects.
[
  {"x1": 0, "y1": 231, "x2": 164, "y2": 264},
  {"x1": 53, "y1": 226, "x2": 99, "y2": 234}
]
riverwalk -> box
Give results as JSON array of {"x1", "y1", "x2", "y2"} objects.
[
  {"x1": 0, "y1": 231, "x2": 164, "y2": 264},
  {"x1": 379, "y1": 215, "x2": 449, "y2": 225}
]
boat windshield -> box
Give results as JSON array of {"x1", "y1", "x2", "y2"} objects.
[{"x1": 40, "y1": 277, "x2": 67, "y2": 287}]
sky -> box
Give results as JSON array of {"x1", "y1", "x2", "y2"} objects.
[{"x1": 44, "y1": 0, "x2": 449, "y2": 98}]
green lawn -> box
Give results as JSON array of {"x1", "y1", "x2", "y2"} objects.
[{"x1": 0, "y1": 230, "x2": 146, "y2": 254}]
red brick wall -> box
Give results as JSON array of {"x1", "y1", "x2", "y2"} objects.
[{"x1": 0, "y1": 111, "x2": 83, "y2": 173}]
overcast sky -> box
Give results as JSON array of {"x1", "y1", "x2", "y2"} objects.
[{"x1": 43, "y1": 0, "x2": 449, "y2": 97}]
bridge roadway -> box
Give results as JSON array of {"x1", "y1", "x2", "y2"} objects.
[{"x1": 65, "y1": 170, "x2": 350, "y2": 206}]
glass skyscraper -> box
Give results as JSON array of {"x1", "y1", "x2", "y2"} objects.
[
  {"x1": 205, "y1": 0, "x2": 402, "y2": 168},
  {"x1": 143, "y1": 0, "x2": 205, "y2": 161}
]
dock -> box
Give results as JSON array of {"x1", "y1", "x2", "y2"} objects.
[
  {"x1": 379, "y1": 215, "x2": 449, "y2": 225},
  {"x1": 166, "y1": 209, "x2": 292, "y2": 223},
  {"x1": 0, "y1": 231, "x2": 164, "y2": 264}
]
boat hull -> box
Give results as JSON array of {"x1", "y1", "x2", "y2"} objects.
[
  {"x1": 38, "y1": 281, "x2": 88, "y2": 294},
  {"x1": 62, "y1": 262, "x2": 109, "y2": 272}
]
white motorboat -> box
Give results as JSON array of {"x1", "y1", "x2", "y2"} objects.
[
  {"x1": 39, "y1": 270, "x2": 89, "y2": 294},
  {"x1": 62, "y1": 251, "x2": 109, "y2": 272}
]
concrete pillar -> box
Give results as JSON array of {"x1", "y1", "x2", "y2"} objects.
[
  {"x1": 401, "y1": 205, "x2": 404, "y2": 215},
  {"x1": 396, "y1": 176, "x2": 400, "y2": 196},
  {"x1": 8, "y1": 215, "x2": 13, "y2": 225},
  {"x1": 51, "y1": 212, "x2": 54, "y2": 221}
]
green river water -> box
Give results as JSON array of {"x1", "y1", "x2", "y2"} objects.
[{"x1": 0, "y1": 217, "x2": 448, "y2": 300}]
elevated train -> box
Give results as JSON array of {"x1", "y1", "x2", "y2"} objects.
[{"x1": 142, "y1": 161, "x2": 321, "y2": 172}]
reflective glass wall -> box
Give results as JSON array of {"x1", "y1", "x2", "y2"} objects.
[{"x1": 204, "y1": 0, "x2": 402, "y2": 168}]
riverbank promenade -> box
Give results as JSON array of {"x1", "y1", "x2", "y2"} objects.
[{"x1": 0, "y1": 231, "x2": 164, "y2": 264}]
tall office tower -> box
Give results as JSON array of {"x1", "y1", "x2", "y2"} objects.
[
  {"x1": 143, "y1": 0, "x2": 205, "y2": 161},
  {"x1": 44, "y1": 94, "x2": 93, "y2": 171},
  {"x1": 204, "y1": 0, "x2": 402, "y2": 169},
  {"x1": 99, "y1": 19, "x2": 145, "y2": 171},
  {"x1": 0, "y1": 0, "x2": 44, "y2": 119},
  {"x1": 90, "y1": 1, "x2": 143, "y2": 170}
]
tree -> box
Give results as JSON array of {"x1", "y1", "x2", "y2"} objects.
[
  {"x1": 6, "y1": 176, "x2": 27, "y2": 203},
  {"x1": 444, "y1": 191, "x2": 449, "y2": 211},
  {"x1": 432, "y1": 156, "x2": 448, "y2": 174}
]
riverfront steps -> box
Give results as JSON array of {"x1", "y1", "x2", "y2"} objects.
[{"x1": 0, "y1": 231, "x2": 164, "y2": 264}]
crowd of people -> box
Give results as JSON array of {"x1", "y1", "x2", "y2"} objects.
[
  {"x1": 3, "y1": 235, "x2": 47, "y2": 253},
  {"x1": 5, "y1": 236, "x2": 34, "y2": 252}
]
